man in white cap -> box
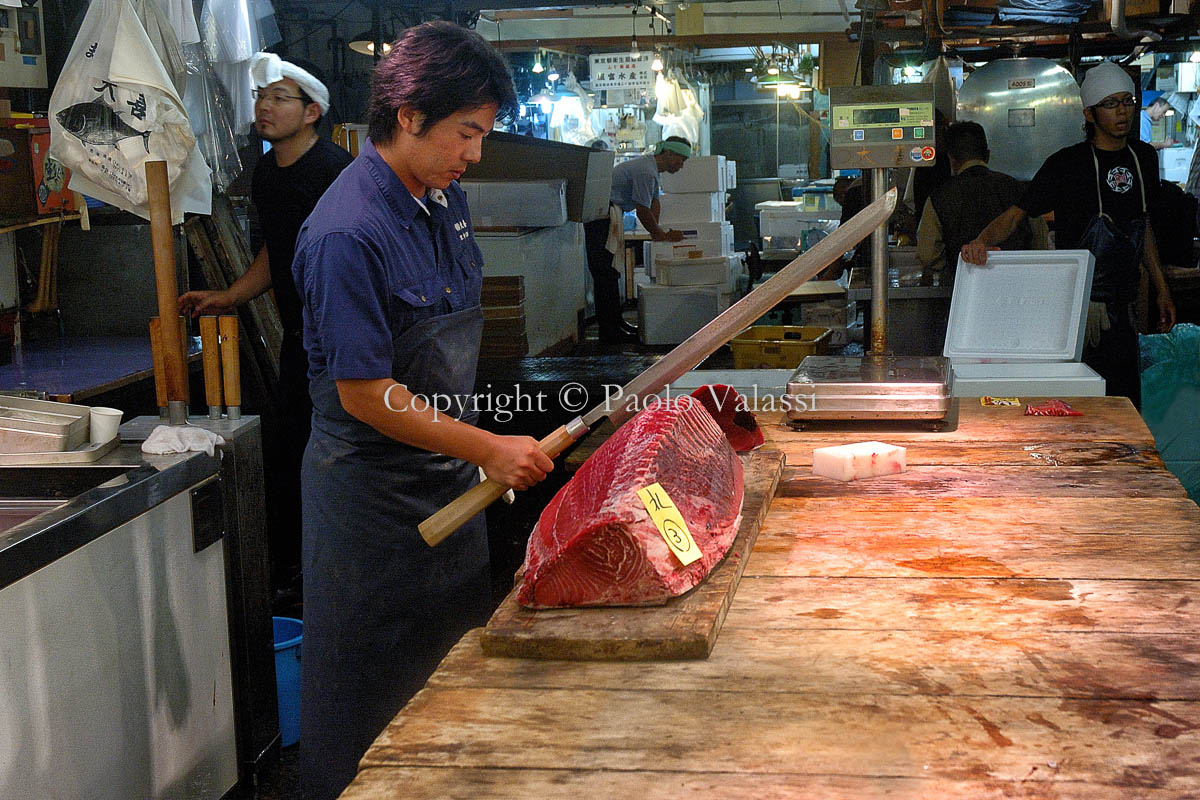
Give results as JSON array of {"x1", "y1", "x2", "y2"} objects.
[
  {"x1": 178, "y1": 52, "x2": 353, "y2": 599},
  {"x1": 961, "y1": 60, "x2": 1175, "y2": 408}
]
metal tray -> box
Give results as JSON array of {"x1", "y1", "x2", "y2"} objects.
[
  {"x1": 786, "y1": 355, "x2": 952, "y2": 420},
  {"x1": 0, "y1": 436, "x2": 119, "y2": 466},
  {"x1": 0, "y1": 397, "x2": 90, "y2": 453}
]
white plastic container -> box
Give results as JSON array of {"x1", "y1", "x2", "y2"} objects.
[
  {"x1": 660, "y1": 155, "x2": 727, "y2": 193},
  {"x1": 726, "y1": 159, "x2": 737, "y2": 190},
  {"x1": 638, "y1": 283, "x2": 732, "y2": 345},
  {"x1": 654, "y1": 255, "x2": 736, "y2": 287},
  {"x1": 461, "y1": 179, "x2": 567, "y2": 228},
  {"x1": 659, "y1": 192, "x2": 725, "y2": 225},
  {"x1": 944, "y1": 250, "x2": 1105, "y2": 397}
]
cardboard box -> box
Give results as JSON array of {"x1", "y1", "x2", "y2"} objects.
[
  {"x1": 0, "y1": 122, "x2": 76, "y2": 218},
  {"x1": 648, "y1": 221, "x2": 734, "y2": 261},
  {"x1": 658, "y1": 191, "x2": 725, "y2": 225},
  {"x1": 660, "y1": 155, "x2": 727, "y2": 194},
  {"x1": 468, "y1": 132, "x2": 614, "y2": 222}
]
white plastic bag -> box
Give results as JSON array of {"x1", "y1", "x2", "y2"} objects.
[{"x1": 48, "y1": 0, "x2": 211, "y2": 223}]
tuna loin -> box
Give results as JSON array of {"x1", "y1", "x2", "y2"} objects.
[{"x1": 518, "y1": 395, "x2": 744, "y2": 608}]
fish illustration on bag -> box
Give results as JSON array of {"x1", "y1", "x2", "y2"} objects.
[{"x1": 56, "y1": 100, "x2": 151, "y2": 153}]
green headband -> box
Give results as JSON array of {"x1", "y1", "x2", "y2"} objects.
[{"x1": 656, "y1": 140, "x2": 691, "y2": 158}]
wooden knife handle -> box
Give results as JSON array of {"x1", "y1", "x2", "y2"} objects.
[
  {"x1": 146, "y1": 161, "x2": 187, "y2": 404},
  {"x1": 148, "y1": 317, "x2": 167, "y2": 409},
  {"x1": 219, "y1": 315, "x2": 240, "y2": 407},
  {"x1": 199, "y1": 316, "x2": 222, "y2": 409},
  {"x1": 418, "y1": 420, "x2": 588, "y2": 547}
]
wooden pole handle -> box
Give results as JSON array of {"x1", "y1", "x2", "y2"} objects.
[
  {"x1": 199, "y1": 316, "x2": 222, "y2": 409},
  {"x1": 146, "y1": 160, "x2": 187, "y2": 404},
  {"x1": 219, "y1": 315, "x2": 240, "y2": 407},
  {"x1": 178, "y1": 315, "x2": 190, "y2": 404},
  {"x1": 418, "y1": 420, "x2": 588, "y2": 547},
  {"x1": 148, "y1": 317, "x2": 167, "y2": 409}
]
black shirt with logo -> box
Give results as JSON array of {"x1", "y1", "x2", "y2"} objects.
[{"x1": 1017, "y1": 139, "x2": 1159, "y2": 251}]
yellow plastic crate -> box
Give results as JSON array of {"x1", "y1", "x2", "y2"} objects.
[{"x1": 729, "y1": 325, "x2": 831, "y2": 369}]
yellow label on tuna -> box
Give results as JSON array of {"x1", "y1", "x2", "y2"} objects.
[{"x1": 637, "y1": 482, "x2": 701, "y2": 566}]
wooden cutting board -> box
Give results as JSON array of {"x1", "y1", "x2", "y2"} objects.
[{"x1": 480, "y1": 450, "x2": 785, "y2": 661}]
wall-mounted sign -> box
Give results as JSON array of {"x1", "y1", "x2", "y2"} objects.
[{"x1": 588, "y1": 52, "x2": 654, "y2": 91}]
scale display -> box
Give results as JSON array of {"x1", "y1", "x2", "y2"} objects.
[{"x1": 830, "y1": 84, "x2": 937, "y2": 170}]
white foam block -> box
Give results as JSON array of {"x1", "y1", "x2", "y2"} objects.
[{"x1": 812, "y1": 441, "x2": 907, "y2": 482}]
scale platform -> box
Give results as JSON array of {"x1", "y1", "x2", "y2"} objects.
[{"x1": 786, "y1": 355, "x2": 953, "y2": 426}]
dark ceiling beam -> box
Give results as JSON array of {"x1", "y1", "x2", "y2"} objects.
[{"x1": 491, "y1": 30, "x2": 850, "y2": 52}]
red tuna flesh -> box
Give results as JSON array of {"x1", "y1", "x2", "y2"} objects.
[
  {"x1": 517, "y1": 395, "x2": 744, "y2": 608},
  {"x1": 688, "y1": 384, "x2": 764, "y2": 452}
]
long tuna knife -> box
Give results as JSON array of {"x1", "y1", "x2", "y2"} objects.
[{"x1": 420, "y1": 187, "x2": 897, "y2": 546}]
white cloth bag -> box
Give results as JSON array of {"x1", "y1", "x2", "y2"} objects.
[{"x1": 48, "y1": 0, "x2": 211, "y2": 223}]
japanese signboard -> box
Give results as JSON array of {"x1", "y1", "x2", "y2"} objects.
[{"x1": 588, "y1": 52, "x2": 655, "y2": 91}]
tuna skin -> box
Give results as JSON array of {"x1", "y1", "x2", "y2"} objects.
[{"x1": 518, "y1": 395, "x2": 744, "y2": 608}]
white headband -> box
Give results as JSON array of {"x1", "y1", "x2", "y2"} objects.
[{"x1": 249, "y1": 52, "x2": 330, "y2": 114}]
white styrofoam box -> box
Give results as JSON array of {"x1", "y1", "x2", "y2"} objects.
[
  {"x1": 726, "y1": 160, "x2": 737, "y2": 189},
  {"x1": 660, "y1": 155, "x2": 727, "y2": 194},
  {"x1": 950, "y1": 362, "x2": 1106, "y2": 397},
  {"x1": 666, "y1": 368, "x2": 793, "y2": 399},
  {"x1": 637, "y1": 283, "x2": 732, "y2": 345},
  {"x1": 649, "y1": 221, "x2": 734, "y2": 261},
  {"x1": 477, "y1": 222, "x2": 585, "y2": 356},
  {"x1": 462, "y1": 179, "x2": 567, "y2": 228},
  {"x1": 825, "y1": 324, "x2": 849, "y2": 347},
  {"x1": 659, "y1": 192, "x2": 725, "y2": 225},
  {"x1": 945, "y1": 250, "x2": 1095, "y2": 363},
  {"x1": 801, "y1": 300, "x2": 856, "y2": 327},
  {"x1": 945, "y1": 250, "x2": 1104, "y2": 397},
  {"x1": 654, "y1": 255, "x2": 736, "y2": 287},
  {"x1": 1161, "y1": 145, "x2": 1192, "y2": 184}
]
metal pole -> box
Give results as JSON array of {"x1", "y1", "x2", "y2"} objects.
[{"x1": 869, "y1": 167, "x2": 888, "y2": 356}]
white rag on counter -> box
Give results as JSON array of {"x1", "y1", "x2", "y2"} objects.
[{"x1": 141, "y1": 425, "x2": 226, "y2": 457}]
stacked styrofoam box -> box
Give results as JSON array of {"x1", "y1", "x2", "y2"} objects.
[
  {"x1": 801, "y1": 299, "x2": 857, "y2": 348},
  {"x1": 640, "y1": 154, "x2": 739, "y2": 344},
  {"x1": 756, "y1": 201, "x2": 839, "y2": 251}
]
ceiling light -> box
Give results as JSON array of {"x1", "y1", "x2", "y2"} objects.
[
  {"x1": 1191, "y1": 51, "x2": 1200, "y2": 63},
  {"x1": 767, "y1": 65, "x2": 780, "y2": 75},
  {"x1": 744, "y1": 66, "x2": 754, "y2": 73},
  {"x1": 348, "y1": 31, "x2": 392, "y2": 56},
  {"x1": 652, "y1": 52, "x2": 664, "y2": 71},
  {"x1": 532, "y1": 51, "x2": 544, "y2": 73},
  {"x1": 547, "y1": 67, "x2": 560, "y2": 82}
]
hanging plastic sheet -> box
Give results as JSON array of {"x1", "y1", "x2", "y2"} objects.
[
  {"x1": 182, "y1": 43, "x2": 243, "y2": 193},
  {"x1": 549, "y1": 74, "x2": 598, "y2": 146},
  {"x1": 200, "y1": 0, "x2": 282, "y2": 130},
  {"x1": 157, "y1": 0, "x2": 201, "y2": 45},
  {"x1": 48, "y1": 0, "x2": 212, "y2": 222},
  {"x1": 130, "y1": 0, "x2": 188, "y2": 96},
  {"x1": 653, "y1": 69, "x2": 702, "y2": 146}
]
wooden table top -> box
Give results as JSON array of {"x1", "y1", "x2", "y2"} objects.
[{"x1": 343, "y1": 396, "x2": 1200, "y2": 799}]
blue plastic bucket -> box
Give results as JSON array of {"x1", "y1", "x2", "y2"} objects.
[{"x1": 273, "y1": 616, "x2": 303, "y2": 747}]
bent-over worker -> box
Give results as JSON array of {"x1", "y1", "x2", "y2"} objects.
[
  {"x1": 584, "y1": 136, "x2": 690, "y2": 343},
  {"x1": 961, "y1": 61, "x2": 1175, "y2": 408},
  {"x1": 290, "y1": 22, "x2": 553, "y2": 800}
]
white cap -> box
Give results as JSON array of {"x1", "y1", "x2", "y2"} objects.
[
  {"x1": 249, "y1": 52, "x2": 330, "y2": 114},
  {"x1": 1079, "y1": 61, "x2": 1135, "y2": 109}
]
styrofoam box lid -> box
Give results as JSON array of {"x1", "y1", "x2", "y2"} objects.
[
  {"x1": 944, "y1": 250, "x2": 1095, "y2": 363},
  {"x1": 639, "y1": 282, "x2": 730, "y2": 297},
  {"x1": 755, "y1": 201, "x2": 804, "y2": 211}
]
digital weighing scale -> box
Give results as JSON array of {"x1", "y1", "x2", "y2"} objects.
[{"x1": 787, "y1": 84, "x2": 954, "y2": 427}]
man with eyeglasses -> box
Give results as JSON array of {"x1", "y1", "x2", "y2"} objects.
[
  {"x1": 961, "y1": 60, "x2": 1175, "y2": 408},
  {"x1": 178, "y1": 52, "x2": 352, "y2": 600}
]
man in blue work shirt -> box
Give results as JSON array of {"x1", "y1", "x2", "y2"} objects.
[{"x1": 290, "y1": 21, "x2": 553, "y2": 800}]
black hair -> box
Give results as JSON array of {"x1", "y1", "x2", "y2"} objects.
[
  {"x1": 366, "y1": 21, "x2": 517, "y2": 143},
  {"x1": 945, "y1": 120, "x2": 988, "y2": 163},
  {"x1": 297, "y1": 87, "x2": 323, "y2": 130},
  {"x1": 288, "y1": 57, "x2": 328, "y2": 130}
]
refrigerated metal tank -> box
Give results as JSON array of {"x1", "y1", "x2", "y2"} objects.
[{"x1": 957, "y1": 58, "x2": 1083, "y2": 181}]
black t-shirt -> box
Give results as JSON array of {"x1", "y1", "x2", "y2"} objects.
[
  {"x1": 251, "y1": 138, "x2": 354, "y2": 335},
  {"x1": 1018, "y1": 139, "x2": 1159, "y2": 251}
]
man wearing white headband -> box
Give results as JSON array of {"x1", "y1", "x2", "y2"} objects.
[
  {"x1": 962, "y1": 60, "x2": 1175, "y2": 408},
  {"x1": 178, "y1": 51, "x2": 352, "y2": 598},
  {"x1": 586, "y1": 135, "x2": 690, "y2": 343}
]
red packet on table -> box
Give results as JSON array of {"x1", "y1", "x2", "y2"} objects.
[{"x1": 1025, "y1": 400, "x2": 1083, "y2": 416}]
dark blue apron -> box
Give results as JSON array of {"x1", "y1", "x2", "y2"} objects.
[
  {"x1": 1076, "y1": 146, "x2": 1146, "y2": 407},
  {"x1": 299, "y1": 304, "x2": 490, "y2": 800}
]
